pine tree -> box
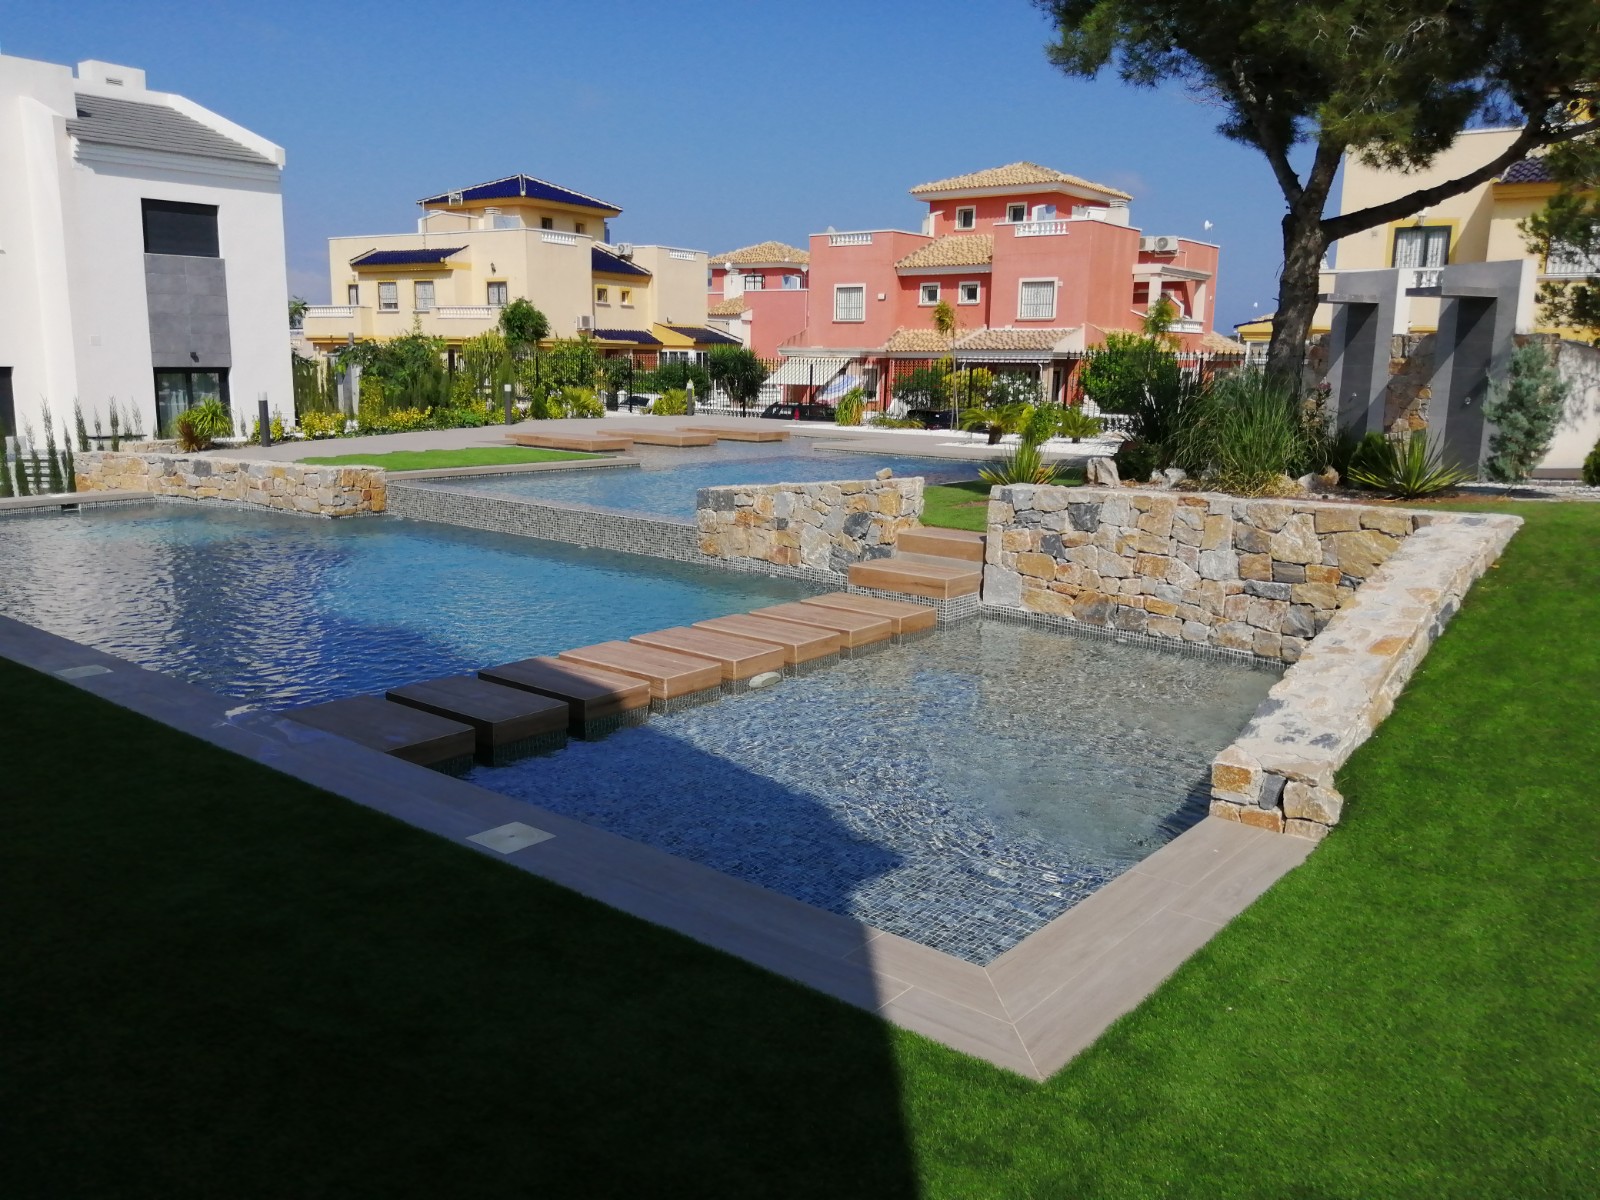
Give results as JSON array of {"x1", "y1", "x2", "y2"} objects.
[{"x1": 1483, "y1": 343, "x2": 1570, "y2": 482}]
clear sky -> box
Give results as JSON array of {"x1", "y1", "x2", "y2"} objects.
[{"x1": 5, "y1": 0, "x2": 1303, "y2": 329}]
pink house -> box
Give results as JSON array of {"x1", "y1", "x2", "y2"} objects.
[
  {"x1": 776, "y1": 162, "x2": 1230, "y2": 406},
  {"x1": 705, "y1": 241, "x2": 810, "y2": 360}
]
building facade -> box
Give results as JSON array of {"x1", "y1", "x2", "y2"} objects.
[
  {"x1": 705, "y1": 241, "x2": 810, "y2": 359},
  {"x1": 772, "y1": 162, "x2": 1226, "y2": 404},
  {"x1": 0, "y1": 53, "x2": 291, "y2": 440},
  {"x1": 300, "y1": 175, "x2": 724, "y2": 363}
]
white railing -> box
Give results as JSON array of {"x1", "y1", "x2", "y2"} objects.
[
  {"x1": 304, "y1": 305, "x2": 359, "y2": 319},
  {"x1": 669, "y1": 249, "x2": 697, "y2": 260},
  {"x1": 1545, "y1": 249, "x2": 1600, "y2": 279},
  {"x1": 829, "y1": 232, "x2": 873, "y2": 246},
  {"x1": 1014, "y1": 219, "x2": 1071, "y2": 237},
  {"x1": 1405, "y1": 267, "x2": 1443, "y2": 290},
  {"x1": 1169, "y1": 317, "x2": 1204, "y2": 334},
  {"x1": 541, "y1": 230, "x2": 577, "y2": 246},
  {"x1": 434, "y1": 305, "x2": 500, "y2": 319}
]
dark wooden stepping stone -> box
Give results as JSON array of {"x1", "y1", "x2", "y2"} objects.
[
  {"x1": 478, "y1": 656, "x2": 651, "y2": 736},
  {"x1": 386, "y1": 675, "x2": 568, "y2": 763},
  {"x1": 284, "y1": 695, "x2": 474, "y2": 769}
]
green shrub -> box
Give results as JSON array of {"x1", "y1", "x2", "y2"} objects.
[
  {"x1": 652, "y1": 388, "x2": 689, "y2": 416},
  {"x1": 961, "y1": 402, "x2": 1032, "y2": 445},
  {"x1": 298, "y1": 410, "x2": 346, "y2": 439},
  {"x1": 868, "y1": 414, "x2": 924, "y2": 430},
  {"x1": 1482, "y1": 342, "x2": 1568, "y2": 482},
  {"x1": 979, "y1": 441, "x2": 1064, "y2": 486},
  {"x1": 835, "y1": 388, "x2": 866, "y2": 426},
  {"x1": 1114, "y1": 439, "x2": 1162, "y2": 483},
  {"x1": 1346, "y1": 431, "x2": 1393, "y2": 484},
  {"x1": 1347, "y1": 432, "x2": 1472, "y2": 498},
  {"x1": 1080, "y1": 333, "x2": 1181, "y2": 414},
  {"x1": 175, "y1": 398, "x2": 233, "y2": 452},
  {"x1": 557, "y1": 387, "x2": 603, "y2": 419},
  {"x1": 249, "y1": 411, "x2": 289, "y2": 443},
  {"x1": 1056, "y1": 406, "x2": 1103, "y2": 443},
  {"x1": 1583, "y1": 437, "x2": 1600, "y2": 486},
  {"x1": 1181, "y1": 374, "x2": 1323, "y2": 496}
]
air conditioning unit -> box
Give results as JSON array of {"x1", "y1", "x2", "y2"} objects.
[
  {"x1": 576, "y1": 315, "x2": 594, "y2": 332},
  {"x1": 615, "y1": 243, "x2": 634, "y2": 258},
  {"x1": 1140, "y1": 235, "x2": 1180, "y2": 253}
]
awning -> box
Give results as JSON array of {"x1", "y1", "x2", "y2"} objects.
[
  {"x1": 768, "y1": 356, "x2": 853, "y2": 387},
  {"x1": 818, "y1": 373, "x2": 862, "y2": 401}
]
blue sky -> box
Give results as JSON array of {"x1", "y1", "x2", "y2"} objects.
[{"x1": 6, "y1": 0, "x2": 1300, "y2": 328}]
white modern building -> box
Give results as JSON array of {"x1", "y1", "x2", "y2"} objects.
[{"x1": 0, "y1": 53, "x2": 290, "y2": 442}]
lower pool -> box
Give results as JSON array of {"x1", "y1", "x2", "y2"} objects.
[
  {"x1": 0, "y1": 502, "x2": 814, "y2": 707},
  {"x1": 418, "y1": 439, "x2": 978, "y2": 520}
]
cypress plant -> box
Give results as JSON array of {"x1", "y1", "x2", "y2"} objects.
[
  {"x1": 93, "y1": 409, "x2": 103, "y2": 447},
  {"x1": 43, "y1": 409, "x2": 64, "y2": 494},
  {"x1": 1482, "y1": 342, "x2": 1569, "y2": 482},
  {"x1": 109, "y1": 404, "x2": 120, "y2": 451},
  {"x1": 0, "y1": 422, "x2": 13, "y2": 499},
  {"x1": 64, "y1": 444, "x2": 76, "y2": 492},
  {"x1": 30, "y1": 449, "x2": 44, "y2": 496},
  {"x1": 13, "y1": 441, "x2": 30, "y2": 497},
  {"x1": 74, "y1": 401, "x2": 90, "y2": 451}
]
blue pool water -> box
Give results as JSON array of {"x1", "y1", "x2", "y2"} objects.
[
  {"x1": 0, "y1": 503, "x2": 813, "y2": 707},
  {"x1": 419, "y1": 440, "x2": 977, "y2": 519}
]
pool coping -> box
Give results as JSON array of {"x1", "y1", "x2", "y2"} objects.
[{"x1": 0, "y1": 612, "x2": 1314, "y2": 1080}]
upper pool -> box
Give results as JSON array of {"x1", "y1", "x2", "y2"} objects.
[
  {"x1": 0, "y1": 502, "x2": 814, "y2": 708},
  {"x1": 416, "y1": 440, "x2": 978, "y2": 520}
]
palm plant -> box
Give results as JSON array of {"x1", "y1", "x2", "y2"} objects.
[
  {"x1": 1347, "y1": 432, "x2": 1472, "y2": 498},
  {"x1": 960, "y1": 401, "x2": 1032, "y2": 445},
  {"x1": 1056, "y1": 406, "x2": 1103, "y2": 443}
]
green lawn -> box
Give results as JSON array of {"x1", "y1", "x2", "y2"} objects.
[
  {"x1": 922, "y1": 473, "x2": 1083, "y2": 532},
  {"x1": 1, "y1": 502, "x2": 1595, "y2": 1197},
  {"x1": 300, "y1": 446, "x2": 596, "y2": 471}
]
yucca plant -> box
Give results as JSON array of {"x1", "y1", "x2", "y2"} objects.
[
  {"x1": 1346, "y1": 432, "x2": 1472, "y2": 498},
  {"x1": 1056, "y1": 406, "x2": 1104, "y2": 443},
  {"x1": 979, "y1": 440, "x2": 1064, "y2": 486}
]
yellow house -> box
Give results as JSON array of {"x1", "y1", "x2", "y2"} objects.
[
  {"x1": 300, "y1": 174, "x2": 719, "y2": 359},
  {"x1": 1236, "y1": 128, "x2": 1593, "y2": 353}
]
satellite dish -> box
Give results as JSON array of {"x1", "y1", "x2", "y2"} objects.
[{"x1": 1203, "y1": 220, "x2": 1214, "y2": 232}]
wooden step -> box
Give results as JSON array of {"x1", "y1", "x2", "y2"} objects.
[
  {"x1": 800, "y1": 592, "x2": 938, "y2": 636},
  {"x1": 624, "y1": 429, "x2": 719, "y2": 447},
  {"x1": 693, "y1": 614, "x2": 841, "y2": 665},
  {"x1": 630, "y1": 627, "x2": 786, "y2": 681},
  {"x1": 897, "y1": 527, "x2": 986, "y2": 563},
  {"x1": 558, "y1": 641, "x2": 724, "y2": 701},
  {"x1": 681, "y1": 426, "x2": 790, "y2": 442},
  {"x1": 478, "y1": 657, "x2": 650, "y2": 733},
  {"x1": 385, "y1": 674, "x2": 567, "y2": 759},
  {"x1": 284, "y1": 695, "x2": 475, "y2": 768},
  {"x1": 848, "y1": 558, "x2": 982, "y2": 600},
  {"x1": 505, "y1": 431, "x2": 632, "y2": 452},
  {"x1": 749, "y1": 602, "x2": 894, "y2": 649}
]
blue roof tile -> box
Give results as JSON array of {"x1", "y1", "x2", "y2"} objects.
[
  {"x1": 665, "y1": 325, "x2": 742, "y2": 346},
  {"x1": 419, "y1": 174, "x2": 621, "y2": 213},
  {"x1": 1498, "y1": 158, "x2": 1554, "y2": 184},
  {"x1": 592, "y1": 245, "x2": 652, "y2": 277},
  {"x1": 592, "y1": 329, "x2": 662, "y2": 344},
  {"x1": 349, "y1": 246, "x2": 466, "y2": 267}
]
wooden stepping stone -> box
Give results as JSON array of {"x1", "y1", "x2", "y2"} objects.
[
  {"x1": 284, "y1": 695, "x2": 474, "y2": 769},
  {"x1": 478, "y1": 656, "x2": 650, "y2": 736},
  {"x1": 749, "y1": 602, "x2": 894, "y2": 649},
  {"x1": 848, "y1": 557, "x2": 981, "y2": 600},
  {"x1": 624, "y1": 429, "x2": 718, "y2": 447},
  {"x1": 800, "y1": 592, "x2": 938, "y2": 636},
  {"x1": 505, "y1": 431, "x2": 633, "y2": 452},
  {"x1": 693, "y1": 614, "x2": 841, "y2": 667},
  {"x1": 558, "y1": 641, "x2": 724, "y2": 706},
  {"x1": 681, "y1": 426, "x2": 789, "y2": 442},
  {"x1": 897, "y1": 527, "x2": 986, "y2": 563},
  {"x1": 630, "y1": 626, "x2": 786, "y2": 682},
  {"x1": 386, "y1": 674, "x2": 568, "y2": 763}
]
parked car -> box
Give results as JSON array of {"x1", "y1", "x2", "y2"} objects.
[
  {"x1": 906, "y1": 408, "x2": 955, "y2": 430},
  {"x1": 760, "y1": 402, "x2": 837, "y2": 422}
]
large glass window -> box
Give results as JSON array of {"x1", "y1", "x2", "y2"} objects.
[
  {"x1": 833, "y1": 285, "x2": 865, "y2": 322},
  {"x1": 154, "y1": 369, "x2": 228, "y2": 437},
  {"x1": 1392, "y1": 226, "x2": 1450, "y2": 269},
  {"x1": 1018, "y1": 280, "x2": 1056, "y2": 320},
  {"x1": 141, "y1": 199, "x2": 219, "y2": 257}
]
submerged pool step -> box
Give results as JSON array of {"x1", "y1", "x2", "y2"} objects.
[
  {"x1": 284, "y1": 695, "x2": 475, "y2": 772},
  {"x1": 504, "y1": 431, "x2": 634, "y2": 452},
  {"x1": 680, "y1": 426, "x2": 790, "y2": 443},
  {"x1": 558, "y1": 641, "x2": 725, "y2": 711},
  {"x1": 385, "y1": 674, "x2": 569, "y2": 764},
  {"x1": 692, "y1": 614, "x2": 842, "y2": 671},
  {"x1": 478, "y1": 657, "x2": 651, "y2": 738},
  {"x1": 623, "y1": 429, "x2": 719, "y2": 448},
  {"x1": 896, "y1": 527, "x2": 986, "y2": 563},
  {"x1": 748, "y1": 602, "x2": 895, "y2": 651},
  {"x1": 846, "y1": 557, "x2": 982, "y2": 601},
  {"x1": 629, "y1": 627, "x2": 787, "y2": 686},
  {"x1": 799, "y1": 592, "x2": 938, "y2": 638}
]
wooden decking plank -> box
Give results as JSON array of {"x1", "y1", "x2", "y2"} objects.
[
  {"x1": 558, "y1": 641, "x2": 724, "y2": 700},
  {"x1": 630, "y1": 627, "x2": 787, "y2": 680},
  {"x1": 692, "y1": 614, "x2": 842, "y2": 664},
  {"x1": 385, "y1": 674, "x2": 567, "y2": 754},
  {"x1": 800, "y1": 592, "x2": 938, "y2": 635},
  {"x1": 478, "y1": 656, "x2": 650, "y2": 731},
  {"x1": 748, "y1": 602, "x2": 894, "y2": 647}
]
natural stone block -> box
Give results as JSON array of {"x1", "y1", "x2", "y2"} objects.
[
  {"x1": 1326, "y1": 529, "x2": 1399, "y2": 579},
  {"x1": 1017, "y1": 552, "x2": 1055, "y2": 579},
  {"x1": 1238, "y1": 553, "x2": 1272, "y2": 581},
  {"x1": 1282, "y1": 781, "x2": 1345, "y2": 824},
  {"x1": 1242, "y1": 500, "x2": 1291, "y2": 532},
  {"x1": 1313, "y1": 507, "x2": 1361, "y2": 534},
  {"x1": 1268, "y1": 513, "x2": 1321, "y2": 565}
]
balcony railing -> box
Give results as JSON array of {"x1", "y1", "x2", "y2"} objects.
[
  {"x1": 828, "y1": 232, "x2": 873, "y2": 246},
  {"x1": 1014, "y1": 220, "x2": 1071, "y2": 237},
  {"x1": 541, "y1": 230, "x2": 577, "y2": 246},
  {"x1": 304, "y1": 304, "x2": 359, "y2": 319},
  {"x1": 1545, "y1": 250, "x2": 1600, "y2": 279},
  {"x1": 1404, "y1": 267, "x2": 1444, "y2": 290},
  {"x1": 1168, "y1": 317, "x2": 1203, "y2": 334},
  {"x1": 434, "y1": 305, "x2": 501, "y2": 319}
]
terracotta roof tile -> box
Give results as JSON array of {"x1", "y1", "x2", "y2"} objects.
[
  {"x1": 954, "y1": 327, "x2": 1076, "y2": 352},
  {"x1": 894, "y1": 234, "x2": 993, "y2": 270},
  {"x1": 909, "y1": 161, "x2": 1132, "y2": 201},
  {"x1": 709, "y1": 240, "x2": 810, "y2": 266},
  {"x1": 881, "y1": 328, "x2": 956, "y2": 353},
  {"x1": 1199, "y1": 330, "x2": 1248, "y2": 354},
  {"x1": 707, "y1": 296, "x2": 748, "y2": 317}
]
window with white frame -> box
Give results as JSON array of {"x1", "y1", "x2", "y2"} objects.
[
  {"x1": 781, "y1": 274, "x2": 802, "y2": 289},
  {"x1": 833, "y1": 285, "x2": 865, "y2": 322},
  {"x1": 346, "y1": 283, "x2": 359, "y2": 305},
  {"x1": 919, "y1": 282, "x2": 940, "y2": 306},
  {"x1": 1007, "y1": 202, "x2": 1027, "y2": 224},
  {"x1": 487, "y1": 281, "x2": 508, "y2": 307},
  {"x1": 1018, "y1": 279, "x2": 1056, "y2": 320},
  {"x1": 1392, "y1": 225, "x2": 1450, "y2": 268},
  {"x1": 620, "y1": 288, "x2": 632, "y2": 306},
  {"x1": 377, "y1": 281, "x2": 398, "y2": 312},
  {"x1": 413, "y1": 280, "x2": 434, "y2": 311},
  {"x1": 958, "y1": 281, "x2": 980, "y2": 305},
  {"x1": 744, "y1": 273, "x2": 764, "y2": 290},
  {"x1": 954, "y1": 206, "x2": 976, "y2": 231},
  {"x1": 596, "y1": 286, "x2": 610, "y2": 304}
]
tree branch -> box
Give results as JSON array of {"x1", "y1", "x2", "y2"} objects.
[
  {"x1": 1323, "y1": 117, "x2": 1600, "y2": 241},
  {"x1": 1231, "y1": 62, "x2": 1304, "y2": 203}
]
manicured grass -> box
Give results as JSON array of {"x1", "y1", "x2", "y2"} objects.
[
  {"x1": 1, "y1": 502, "x2": 1595, "y2": 1197},
  {"x1": 921, "y1": 479, "x2": 994, "y2": 531},
  {"x1": 299, "y1": 446, "x2": 596, "y2": 470}
]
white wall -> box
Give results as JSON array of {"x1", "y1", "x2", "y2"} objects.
[{"x1": 1542, "y1": 340, "x2": 1600, "y2": 474}]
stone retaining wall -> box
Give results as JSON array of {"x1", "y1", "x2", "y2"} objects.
[
  {"x1": 696, "y1": 477, "x2": 923, "y2": 573},
  {"x1": 78, "y1": 452, "x2": 384, "y2": 516},
  {"x1": 983, "y1": 485, "x2": 1419, "y2": 663}
]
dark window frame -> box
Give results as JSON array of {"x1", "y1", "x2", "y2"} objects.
[
  {"x1": 141, "y1": 199, "x2": 220, "y2": 257},
  {"x1": 0, "y1": 367, "x2": 14, "y2": 436},
  {"x1": 153, "y1": 368, "x2": 230, "y2": 437}
]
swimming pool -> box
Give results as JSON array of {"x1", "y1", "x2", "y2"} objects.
[
  {"x1": 419, "y1": 440, "x2": 977, "y2": 520},
  {"x1": 0, "y1": 503, "x2": 814, "y2": 707},
  {"x1": 474, "y1": 618, "x2": 1274, "y2": 962}
]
